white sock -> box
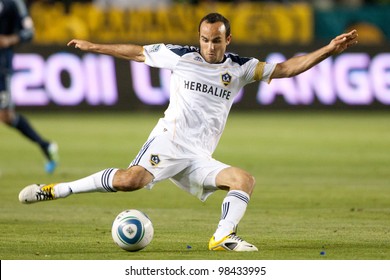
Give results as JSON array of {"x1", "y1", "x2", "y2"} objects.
[
  {"x1": 54, "y1": 168, "x2": 118, "y2": 198},
  {"x1": 213, "y1": 190, "x2": 250, "y2": 241}
]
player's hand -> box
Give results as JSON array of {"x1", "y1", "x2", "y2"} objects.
[
  {"x1": 0, "y1": 35, "x2": 9, "y2": 48},
  {"x1": 328, "y1": 30, "x2": 358, "y2": 55},
  {"x1": 67, "y1": 39, "x2": 94, "y2": 51},
  {"x1": 0, "y1": 35, "x2": 18, "y2": 48}
]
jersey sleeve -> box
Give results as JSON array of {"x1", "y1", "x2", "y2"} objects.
[
  {"x1": 14, "y1": 0, "x2": 34, "y2": 42},
  {"x1": 143, "y1": 43, "x2": 180, "y2": 70},
  {"x1": 244, "y1": 58, "x2": 276, "y2": 84}
]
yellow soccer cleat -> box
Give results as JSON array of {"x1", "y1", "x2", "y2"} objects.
[
  {"x1": 19, "y1": 183, "x2": 57, "y2": 204},
  {"x1": 209, "y1": 233, "x2": 258, "y2": 252}
]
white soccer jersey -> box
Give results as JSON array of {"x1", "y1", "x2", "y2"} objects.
[{"x1": 143, "y1": 43, "x2": 276, "y2": 156}]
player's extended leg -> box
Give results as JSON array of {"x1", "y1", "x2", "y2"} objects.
[
  {"x1": 208, "y1": 166, "x2": 258, "y2": 251},
  {"x1": 0, "y1": 109, "x2": 59, "y2": 173},
  {"x1": 18, "y1": 166, "x2": 153, "y2": 203}
]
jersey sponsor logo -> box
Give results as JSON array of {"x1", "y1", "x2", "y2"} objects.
[
  {"x1": 184, "y1": 80, "x2": 231, "y2": 100},
  {"x1": 150, "y1": 154, "x2": 161, "y2": 166},
  {"x1": 221, "y1": 72, "x2": 232, "y2": 86}
]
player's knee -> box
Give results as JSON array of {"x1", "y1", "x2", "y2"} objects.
[
  {"x1": 114, "y1": 167, "x2": 153, "y2": 191},
  {"x1": 217, "y1": 167, "x2": 256, "y2": 196},
  {"x1": 242, "y1": 173, "x2": 256, "y2": 196},
  {"x1": 119, "y1": 178, "x2": 143, "y2": 191},
  {"x1": 230, "y1": 170, "x2": 255, "y2": 196},
  {"x1": 0, "y1": 110, "x2": 13, "y2": 125}
]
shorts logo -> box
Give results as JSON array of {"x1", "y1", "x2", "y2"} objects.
[
  {"x1": 221, "y1": 72, "x2": 232, "y2": 86},
  {"x1": 150, "y1": 154, "x2": 160, "y2": 166}
]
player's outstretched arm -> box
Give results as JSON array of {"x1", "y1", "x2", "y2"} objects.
[
  {"x1": 67, "y1": 39, "x2": 145, "y2": 62},
  {"x1": 271, "y1": 29, "x2": 358, "y2": 79}
]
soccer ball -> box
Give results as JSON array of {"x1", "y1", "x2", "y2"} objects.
[{"x1": 111, "y1": 209, "x2": 154, "y2": 252}]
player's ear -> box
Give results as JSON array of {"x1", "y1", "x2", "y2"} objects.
[{"x1": 226, "y1": 34, "x2": 232, "y2": 45}]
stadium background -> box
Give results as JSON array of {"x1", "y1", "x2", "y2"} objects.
[
  {"x1": 1, "y1": 0, "x2": 390, "y2": 264},
  {"x1": 13, "y1": 0, "x2": 390, "y2": 111}
]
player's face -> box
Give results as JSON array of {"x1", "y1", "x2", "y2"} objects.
[{"x1": 199, "y1": 21, "x2": 231, "y2": 64}]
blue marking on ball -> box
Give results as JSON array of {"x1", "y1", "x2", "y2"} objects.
[{"x1": 117, "y1": 218, "x2": 143, "y2": 245}]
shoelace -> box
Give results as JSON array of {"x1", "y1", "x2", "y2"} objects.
[
  {"x1": 228, "y1": 233, "x2": 244, "y2": 242},
  {"x1": 35, "y1": 187, "x2": 54, "y2": 201}
]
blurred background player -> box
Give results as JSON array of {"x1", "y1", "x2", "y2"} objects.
[{"x1": 0, "y1": 0, "x2": 58, "y2": 173}]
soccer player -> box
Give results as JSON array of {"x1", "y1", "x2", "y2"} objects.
[
  {"x1": 0, "y1": 0, "x2": 59, "y2": 173},
  {"x1": 19, "y1": 13, "x2": 358, "y2": 251}
]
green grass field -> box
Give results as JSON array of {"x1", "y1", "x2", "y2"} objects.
[{"x1": 0, "y1": 110, "x2": 389, "y2": 260}]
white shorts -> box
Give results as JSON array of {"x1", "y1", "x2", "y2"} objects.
[{"x1": 129, "y1": 131, "x2": 229, "y2": 201}]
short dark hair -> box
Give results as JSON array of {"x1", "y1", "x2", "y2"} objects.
[{"x1": 198, "y1": 13, "x2": 231, "y2": 38}]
